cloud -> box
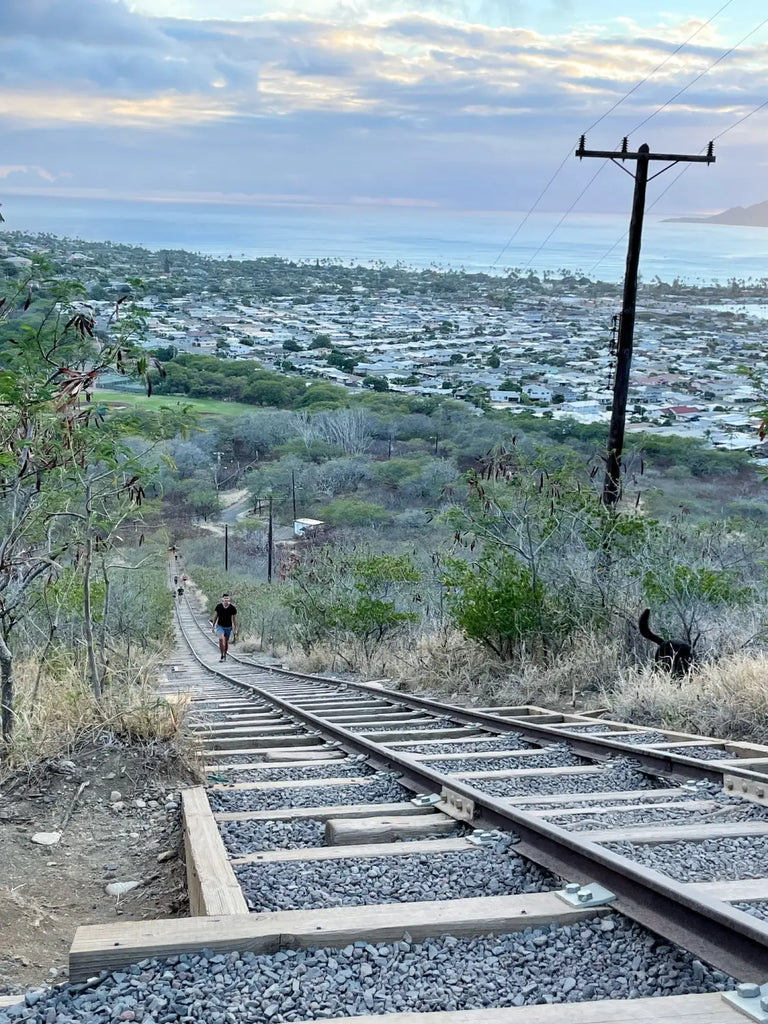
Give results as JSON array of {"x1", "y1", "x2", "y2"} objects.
[
  {"x1": 1, "y1": 0, "x2": 767, "y2": 213},
  {"x1": 0, "y1": 164, "x2": 57, "y2": 182},
  {"x1": 0, "y1": 0, "x2": 261, "y2": 98}
]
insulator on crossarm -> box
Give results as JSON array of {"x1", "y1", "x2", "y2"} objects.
[
  {"x1": 577, "y1": 135, "x2": 586, "y2": 158},
  {"x1": 706, "y1": 140, "x2": 714, "y2": 162}
]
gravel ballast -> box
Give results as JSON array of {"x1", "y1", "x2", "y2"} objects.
[
  {"x1": 1, "y1": 917, "x2": 733, "y2": 1023},
  {"x1": 235, "y1": 838, "x2": 553, "y2": 911},
  {"x1": 220, "y1": 818, "x2": 327, "y2": 854},
  {"x1": 733, "y1": 901, "x2": 768, "y2": 922},
  {"x1": 212, "y1": 759, "x2": 374, "y2": 784},
  {"x1": 397, "y1": 736, "x2": 532, "y2": 754},
  {"x1": 604, "y1": 836, "x2": 768, "y2": 882},
  {"x1": 548, "y1": 794, "x2": 768, "y2": 830},
  {"x1": 660, "y1": 745, "x2": 729, "y2": 761},
  {"x1": 470, "y1": 759, "x2": 659, "y2": 798},
  {"x1": 519, "y1": 787, "x2": 704, "y2": 811},
  {"x1": 426, "y1": 745, "x2": 584, "y2": 774},
  {"x1": 208, "y1": 750, "x2": 330, "y2": 766},
  {"x1": 556, "y1": 724, "x2": 617, "y2": 735},
  {"x1": 208, "y1": 776, "x2": 412, "y2": 813},
  {"x1": 357, "y1": 717, "x2": 461, "y2": 733},
  {"x1": 603, "y1": 731, "x2": 670, "y2": 745}
]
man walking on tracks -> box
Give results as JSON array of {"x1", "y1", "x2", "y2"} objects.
[{"x1": 211, "y1": 593, "x2": 238, "y2": 662}]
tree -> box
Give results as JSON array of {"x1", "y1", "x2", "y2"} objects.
[
  {"x1": 487, "y1": 353, "x2": 501, "y2": 369},
  {"x1": 327, "y1": 350, "x2": 356, "y2": 373},
  {"x1": 282, "y1": 338, "x2": 303, "y2": 352},
  {"x1": 0, "y1": 266, "x2": 160, "y2": 738},
  {"x1": 363, "y1": 375, "x2": 389, "y2": 392},
  {"x1": 442, "y1": 551, "x2": 553, "y2": 659},
  {"x1": 282, "y1": 548, "x2": 421, "y2": 663}
]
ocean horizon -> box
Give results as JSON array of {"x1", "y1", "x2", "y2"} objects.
[{"x1": 3, "y1": 193, "x2": 768, "y2": 286}]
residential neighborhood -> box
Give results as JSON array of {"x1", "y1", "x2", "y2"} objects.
[{"x1": 3, "y1": 230, "x2": 766, "y2": 453}]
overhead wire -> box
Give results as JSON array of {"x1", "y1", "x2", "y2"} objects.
[
  {"x1": 627, "y1": 13, "x2": 768, "y2": 136},
  {"x1": 564, "y1": 11, "x2": 768, "y2": 277},
  {"x1": 588, "y1": 92, "x2": 768, "y2": 277},
  {"x1": 491, "y1": 0, "x2": 737, "y2": 267}
]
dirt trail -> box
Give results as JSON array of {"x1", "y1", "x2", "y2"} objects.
[{"x1": 0, "y1": 742, "x2": 198, "y2": 993}]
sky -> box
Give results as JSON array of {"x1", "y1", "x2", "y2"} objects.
[{"x1": 1, "y1": 0, "x2": 767, "y2": 216}]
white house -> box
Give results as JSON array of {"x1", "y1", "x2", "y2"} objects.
[{"x1": 522, "y1": 384, "x2": 552, "y2": 402}]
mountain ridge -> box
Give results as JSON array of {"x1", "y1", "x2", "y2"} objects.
[{"x1": 665, "y1": 199, "x2": 768, "y2": 227}]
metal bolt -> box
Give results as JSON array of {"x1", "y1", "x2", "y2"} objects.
[
  {"x1": 726, "y1": 780, "x2": 733, "y2": 790},
  {"x1": 577, "y1": 888, "x2": 592, "y2": 902},
  {"x1": 758, "y1": 788, "x2": 765, "y2": 798},
  {"x1": 743, "y1": 782, "x2": 749, "y2": 792},
  {"x1": 565, "y1": 883, "x2": 581, "y2": 895},
  {"x1": 761, "y1": 996, "x2": 768, "y2": 1011},
  {"x1": 737, "y1": 983, "x2": 761, "y2": 999}
]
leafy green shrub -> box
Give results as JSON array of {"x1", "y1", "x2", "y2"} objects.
[
  {"x1": 442, "y1": 551, "x2": 561, "y2": 660},
  {"x1": 322, "y1": 499, "x2": 391, "y2": 527}
]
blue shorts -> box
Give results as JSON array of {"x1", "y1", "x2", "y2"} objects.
[{"x1": 216, "y1": 626, "x2": 232, "y2": 637}]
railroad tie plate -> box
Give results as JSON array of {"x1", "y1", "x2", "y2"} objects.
[
  {"x1": 411, "y1": 793, "x2": 442, "y2": 807},
  {"x1": 556, "y1": 882, "x2": 617, "y2": 908},
  {"x1": 723, "y1": 982, "x2": 768, "y2": 1023},
  {"x1": 465, "y1": 829, "x2": 517, "y2": 846}
]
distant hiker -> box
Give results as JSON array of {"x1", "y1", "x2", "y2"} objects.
[
  {"x1": 173, "y1": 575, "x2": 178, "y2": 586},
  {"x1": 638, "y1": 609, "x2": 693, "y2": 677},
  {"x1": 211, "y1": 593, "x2": 238, "y2": 662},
  {"x1": 177, "y1": 586, "x2": 184, "y2": 598}
]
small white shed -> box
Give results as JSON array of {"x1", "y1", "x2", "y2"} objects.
[{"x1": 294, "y1": 518, "x2": 324, "y2": 537}]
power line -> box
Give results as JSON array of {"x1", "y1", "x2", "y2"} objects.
[
  {"x1": 713, "y1": 95, "x2": 768, "y2": 140},
  {"x1": 522, "y1": 163, "x2": 607, "y2": 271},
  {"x1": 492, "y1": 151, "x2": 572, "y2": 266},
  {"x1": 491, "y1": 0, "x2": 737, "y2": 267},
  {"x1": 583, "y1": 0, "x2": 736, "y2": 137},
  {"x1": 628, "y1": 14, "x2": 768, "y2": 136},
  {"x1": 588, "y1": 93, "x2": 768, "y2": 276}
]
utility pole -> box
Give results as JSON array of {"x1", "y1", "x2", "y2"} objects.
[
  {"x1": 291, "y1": 469, "x2": 297, "y2": 523},
  {"x1": 224, "y1": 523, "x2": 228, "y2": 572},
  {"x1": 575, "y1": 137, "x2": 715, "y2": 507},
  {"x1": 267, "y1": 495, "x2": 273, "y2": 584},
  {"x1": 213, "y1": 450, "x2": 224, "y2": 491}
]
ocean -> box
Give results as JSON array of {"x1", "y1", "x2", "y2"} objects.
[{"x1": 3, "y1": 194, "x2": 768, "y2": 285}]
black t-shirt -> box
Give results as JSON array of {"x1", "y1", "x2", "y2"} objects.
[{"x1": 214, "y1": 603, "x2": 237, "y2": 628}]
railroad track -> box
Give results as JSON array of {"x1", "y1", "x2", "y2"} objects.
[{"x1": 9, "y1": 592, "x2": 768, "y2": 1024}]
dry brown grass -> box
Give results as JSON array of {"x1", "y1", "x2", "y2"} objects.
[
  {"x1": 603, "y1": 653, "x2": 768, "y2": 743},
  {"x1": 286, "y1": 628, "x2": 624, "y2": 711},
  {"x1": 1, "y1": 651, "x2": 192, "y2": 773},
  {"x1": 286, "y1": 629, "x2": 768, "y2": 745}
]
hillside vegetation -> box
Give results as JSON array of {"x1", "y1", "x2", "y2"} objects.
[{"x1": 3, "y1": 243, "x2": 768, "y2": 759}]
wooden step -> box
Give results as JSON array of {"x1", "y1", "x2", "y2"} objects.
[
  {"x1": 70, "y1": 892, "x2": 604, "y2": 982},
  {"x1": 231, "y1": 836, "x2": 473, "y2": 865},
  {"x1": 267, "y1": 994, "x2": 743, "y2": 1024},
  {"x1": 214, "y1": 801, "x2": 439, "y2": 824}
]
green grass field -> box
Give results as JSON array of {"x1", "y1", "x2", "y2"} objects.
[{"x1": 96, "y1": 389, "x2": 257, "y2": 418}]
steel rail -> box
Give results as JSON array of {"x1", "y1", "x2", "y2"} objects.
[
  {"x1": 176, "y1": 603, "x2": 768, "y2": 980},
  {"x1": 182, "y1": 599, "x2": 768, "y2": 790}
]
